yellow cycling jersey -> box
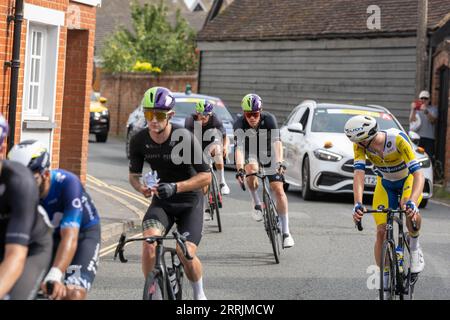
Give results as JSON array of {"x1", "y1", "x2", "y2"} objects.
[{"x1": 353, "y1": 128, "x2": 421, "y2": 181}]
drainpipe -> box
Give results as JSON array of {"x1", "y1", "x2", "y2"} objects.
[
  {"x1": 415, "y1": 0, "x2": 428, "y2": 95},
  {"x1": 6, "y1": 0, "x2": 24, "y2": 151}
]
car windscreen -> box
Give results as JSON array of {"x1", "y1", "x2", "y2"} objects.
[
  {"x1": 173, "y1": 100, "x2": 233, "y2": 122},
  {"x1": 311, "y1": 108, "x2": 401, "y2": 133}
]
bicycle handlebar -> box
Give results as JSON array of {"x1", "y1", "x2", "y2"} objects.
[
  {"x1": 113, "y1": 231, "x2": 193, "y2": 263},
  {"x1": 354, "y1": 208, "x2": 417, "y2": 232}
]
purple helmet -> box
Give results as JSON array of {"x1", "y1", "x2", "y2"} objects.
[
  {"x1": 195, "y1": 100, "x2": 214, "y2": 115},
  {"x1": 241, "y1": 94, "x2": 262, "y2": 112},
  {"x1": 0, "y1": 113, "x2": 9, "y2": 146},
  {"x1": 142, "y1": 87, "x2": 175, "y2": 111}
]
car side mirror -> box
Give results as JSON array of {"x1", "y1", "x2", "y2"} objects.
[
  {"x1": 408, "y1": 131, "x2": 420, "y2": 144},
  {"x1": 287, "y1": 123, "x2": 304, "y2": 134},
  {"x1": 100, "y1": 97, "x2": 107, "y2": 104}
]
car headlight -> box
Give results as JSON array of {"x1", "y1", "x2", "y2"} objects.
[
  {"x1": 418, "y1": 157, "x2": 431, "y2": 168},
  {"x1": 101, "y1": 110, "x2": 109, "y2": 116},
  {"x1": 313, "y1": 149, "x2": 343, "y2": 162}
]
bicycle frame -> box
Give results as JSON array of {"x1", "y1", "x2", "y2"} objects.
[{"x1": 114, "y1": 231, "x2": 192, "y2": 300}]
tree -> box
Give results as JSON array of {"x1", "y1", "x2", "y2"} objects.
[{"x1": 101, "y1": 0, "x2": 198, "y2": 73}]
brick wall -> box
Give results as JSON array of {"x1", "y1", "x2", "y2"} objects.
[
  {"x1": 100, "y1": 72, "x2": 198, "y2": 136},
  {"x1": 0, "y1": 0, "x2": 97, "y2": 184}
]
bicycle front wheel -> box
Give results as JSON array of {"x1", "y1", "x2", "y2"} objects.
[
  {"x1": 143, "y1": 270, "x2": 166, "y2": 300},
  {"x1": 380, "y1": 241, "x2": 396, "y2": 300},
  {"x1": 211, "y1": 172, "x2": 222, "y2": 232},
  {"x1": 175, "y1": 264, "x2": 193, "y2": 300},
  {"x1": 264, "y1": 197, "x2": 280, "y2": 264}
]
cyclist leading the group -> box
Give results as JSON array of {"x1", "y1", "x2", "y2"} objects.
[
  {"x1": 234, "y1": 94, "x2": 294, "y2": 248},
  {"x1": 344, "y1": 115, "x2": 425, "y2": 277},
  {"x1": 128, "y1": 86, "x2": 211, "y2": 300},
  {"x1": 8, "y1": 140, "x2": 101, "y2": 300},
  {"x1": 185, "y1": 99, "x2": 230, "y2": 195},
  {"x1": 0, "y1": 116, "x2": 53, "y2": 300}
]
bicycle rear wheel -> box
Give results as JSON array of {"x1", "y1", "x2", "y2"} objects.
[
  {"x1": 210, "y1": 173, "x2": 222, "y2": 232},
  {"x1": 380, "y1": 241, "x2": 397, "y2": 300},
  {"x1": 143, "y1": 270, "x2": 166, "y2": 300}
]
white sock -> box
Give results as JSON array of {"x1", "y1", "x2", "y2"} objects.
[
  {"x1": 410, "y1": 235, "x2": 420, "y2": 251},
  {"x1": 217, "y1": 168, "x2": 226, "y2": 185},
  {"x1": 191, "y1": 277, "x2": 207, "y2": 300},
  {"x1": 249, "y1": 189, "x2": 261, "y2": 206},
  {"x1": 279, "y1": 213, "x2": 290, "y2": 234}
]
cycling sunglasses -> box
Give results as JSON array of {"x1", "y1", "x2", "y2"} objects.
[
  {"x1": 195, "y1": 112, "x2": 212, "y2": 119},
  {"x1": 244, "y1": 111, "x2": 260, "y2": 119},
  {"x1": 144, "y1": 110, "x2": 171, "y2": 121}
]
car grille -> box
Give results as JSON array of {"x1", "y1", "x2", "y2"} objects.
[{"x1": 342, "y1": 159, "x2": 377, "y2": 175}]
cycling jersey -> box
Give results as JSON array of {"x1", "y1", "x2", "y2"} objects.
[
  {"x1": 353, "y1": 128, "x2": 421, "y2": 181},
  {"x1": 40, "y1": 169, "x2": 100, "y2": 231},
  {"x1": 185, "y1": 113, "x2": 226, "y2": 151},
  {"x1": 129, "y1": 124, "x2": 210, "y2": 244},
  {"x1": 233, "y1": 112, "x2": 280, "y2": 165},
  {"x1": 0, "y1": 160, "x2": 53, "y2": 299}
]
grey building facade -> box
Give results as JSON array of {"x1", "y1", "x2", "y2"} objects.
[{"x1": 197, "y1": 0, "x2": 450, "y2": 127}]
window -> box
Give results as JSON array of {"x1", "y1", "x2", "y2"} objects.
[
  {"x1": 23, "y1": 22, "x2": 59, "y2": 120},
  {"x1": 299, "y1": 108, "x2": 310, "y2": 128},
  {"x1": 25, "y1": 26, "x2": 46, "y2": 116}
]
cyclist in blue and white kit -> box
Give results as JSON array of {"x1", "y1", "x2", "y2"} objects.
[{"x1": 8, "y1": 140, "x2": 101, "y2": 300}]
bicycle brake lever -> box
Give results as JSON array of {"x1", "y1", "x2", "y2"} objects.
[
  {"x1": 114, "y1": 233, "x2": 128, "y2": 263},
  {"x1": 174, "y1": 232, "x2": 193, "y2": 260}
]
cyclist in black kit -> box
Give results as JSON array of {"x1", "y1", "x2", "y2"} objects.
[
  {"x1": 234, "y1": 94, "x2": 294, "y2": 248},
  {"x1": 0, "y1": 114, "x2": 52, "y2": 300},
  {"x1": 128, "y1": 87, "x2": 211, "y2": 300},
  {"x1": 185, "y1": 99, "x2": 230, "y2": 195}
]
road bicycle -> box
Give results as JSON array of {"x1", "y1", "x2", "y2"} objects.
[
  {"x1": 356, "y1": 207, "x2": 419, "y2": 300},
  {"x1": 239, "y1": 165, "x2": 283, "y2": 264},
  {"x1": 114, "y1": 231, "x2": 193, "y2": 300}
]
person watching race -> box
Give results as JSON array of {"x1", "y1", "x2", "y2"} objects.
[
  {"x1": 0, "y1": 116, "x2": 53, "y2": 300},
  {"x1": 185, "y1": 99, "x2": 230, "y2": 195},
  {"x1": 234, "y1": 93, "x2": 294, "y2": 248},
  {"x1": 128, "y1": 86, "x2": 211, "y2": 300},
  {"x1": 8, "y1": 140, "x2": 101, "y2": 300},
  {"x1": 344, "y1": 115, "x2": 425, "y2": 297}
]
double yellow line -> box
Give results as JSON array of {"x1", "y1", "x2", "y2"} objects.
[
  {"x1": 87, "y1": 175, "x2": 151, "y2": 207},
  {"x1": 86, "y1": 175, "x2": 148, "y2": 257}
]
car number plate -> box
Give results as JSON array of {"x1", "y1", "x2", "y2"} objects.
[{"x1": 364, "y1": 175, "x2": 377, "y2": 186}]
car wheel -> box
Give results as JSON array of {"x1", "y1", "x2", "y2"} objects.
[
  {"x1": 301, "y1": 156, "x2": 315, "y2": 200},
  {"x1": 96, "y1": 132, "x2": 108, "y2": 143},
  {"x1": 419, "y1": 198, "x2": 428, "y2": 209}
]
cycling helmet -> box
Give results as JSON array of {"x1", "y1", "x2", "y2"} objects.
[
  {"x1": 241, "y1": 94, "x2": 262, "y2": 112},
  {"x1": 344, "y1": 115, "x2": 378, "y2": 143},
  {"x1": 0, "y1": 113, "x2": 8, "y2": 146},
  {"x1": 8, "y1": 140, "x2": 50, "y2": 173},
  {"x1": 142, "y1": 87, "x2": 175, "y2": 111},
  {"x1": 195, "y1": 100, "x2": 214, "y2": 115}
]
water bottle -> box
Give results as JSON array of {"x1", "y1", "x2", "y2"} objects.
[
  {"x1": 396, "y1": 245, "x2": 404, "y2": 274},
  {"x1": 144, "y1": 170, "x2": 159, "y2": 188},
  {"x1": 167, "y1": 268, "x2": 179, "y2": 295}
]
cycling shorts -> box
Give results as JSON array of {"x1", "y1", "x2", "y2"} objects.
[
  {"x1": 142, "y1": 193, "x2": 203, "y2": 246},
  {"x1": 372, "y1": 175, "x2": 423, "y2": 226},
  {"x1": 53, "y1": 224, "x2": 100, "y2": 291}
]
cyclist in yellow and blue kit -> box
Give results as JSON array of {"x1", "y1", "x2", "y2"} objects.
[{"x1": 344, "y1": 115, "x2": 425, "y2": 278}]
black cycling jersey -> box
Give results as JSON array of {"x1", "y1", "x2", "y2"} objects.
[
  {"x1": 185, "y1": 113, "x2": 226, "y2": 151},
  {"x1": 233, "y1": 112, "x2": 281, "y2": 164},
  {"x1": 0, "y1": 160, "x2": 52, "y2": 259},
  {"x1": 129, "y1": 124, "x2": 210, "y2": 202}
]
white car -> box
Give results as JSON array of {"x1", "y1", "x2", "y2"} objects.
[{"x1": 280, "y1": 101, "x2": 433, "y2": 208}]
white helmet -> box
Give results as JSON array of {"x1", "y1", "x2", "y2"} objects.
[
  {"x1": 344, "y1": 115, "x2": 378, "y2": 143},
  {"x1": 8, "y1": 140, "x2": 50, "y2": 172}
]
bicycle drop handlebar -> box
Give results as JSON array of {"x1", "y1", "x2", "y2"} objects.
[
  {"x1": 355, "y1": 208, "x2": 418, "y2": 232},
  {"x1": 113, "y1": 231, "x2": 193, "y2": 263}
]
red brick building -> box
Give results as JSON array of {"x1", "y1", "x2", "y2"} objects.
[{"x1": 0, "y1": 0, "x2": 100, "y2": 183}]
